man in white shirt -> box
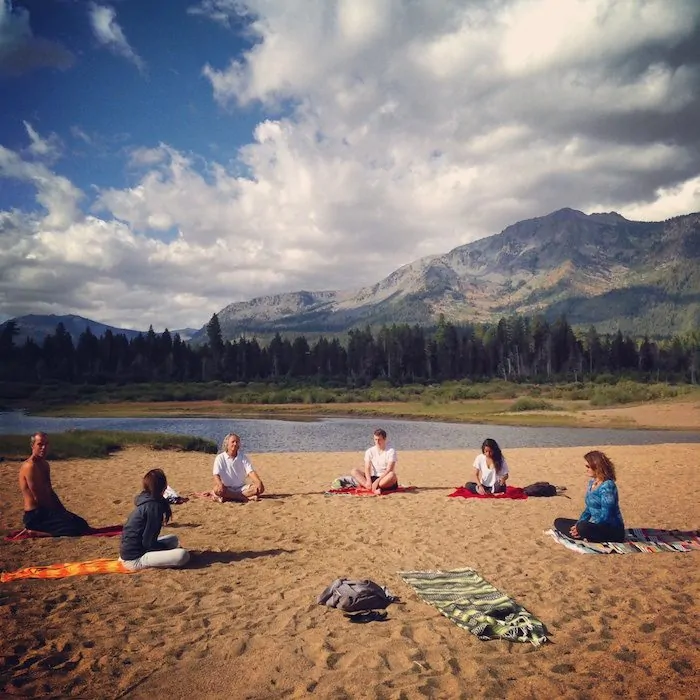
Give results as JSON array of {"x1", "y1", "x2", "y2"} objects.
[
  {"x1": 351, "y1": 428, "x2": 398, "y2": 494},
  {"x1": 212, "y1": 433, "x2": 265, "y2": 502}
]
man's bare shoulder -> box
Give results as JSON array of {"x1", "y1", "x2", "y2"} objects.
[{"x1": 19, "y1": 456, "x2": 48, "y2": 475}]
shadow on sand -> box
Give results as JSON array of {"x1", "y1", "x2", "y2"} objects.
[{"x1": 187, "y1": 548, "x2": 295, "y2": 567}]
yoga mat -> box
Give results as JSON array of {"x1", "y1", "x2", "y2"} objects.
[
  {"x1": 4, "y1": 525, "x2": 123, "y2": 541},
  {"x1": 545, "y1": 527, "x2": 700, "y2": 554},
  {"x1": 1, "y1": 558, "x2": 136, "y2": 583},
  {"x1": 399, "y1": 567, "x2": 547, "y2": 647},
  {"x1": 448, "y1": 486, "x2": 528, "y2": 500}
]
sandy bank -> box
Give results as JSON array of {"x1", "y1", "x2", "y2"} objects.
[{"x1": 1, "y1": 444, "x2": 699, "y2": 699}]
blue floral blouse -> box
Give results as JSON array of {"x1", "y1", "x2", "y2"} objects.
[{"x1": 579, "y1": 479, "x2": 624, "y2": 530}]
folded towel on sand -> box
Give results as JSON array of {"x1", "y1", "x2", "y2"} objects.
[
  {"x1": 330, "y1": 476, "x2": 358, "y2": 489},
  {"x1": 193, "y1": 491, "x2": 224, "y2": 502},
  {"x1": 4, "y1": 525, "x2": 123, "y2": 541},
  {"x1": 545, "y1": 527, "x2": 700, "y2": 554},
  {"x1": 399, "y1": 567, "x2": 547, "y2": 647},
  {"x1": 1, "y1": 558, "x2": 136, "y2": 583},
  {"x1": 448, "y1": 486, "x2": 528, "y2": 500},
  {"x1": 325, "y1": 486, "x2": 418, "y2": 496}
]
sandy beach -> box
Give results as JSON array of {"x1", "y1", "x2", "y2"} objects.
[{"x1": 1, "y1": 442, "x2": 699, "y2": 699}]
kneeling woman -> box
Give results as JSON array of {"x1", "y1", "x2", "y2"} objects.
[
  {"x1": 554, "y1": 450, "x2": 625, "y2": 543},
  {"x1": 119, "y1": 469, "x2": 190, "y2": 570}
]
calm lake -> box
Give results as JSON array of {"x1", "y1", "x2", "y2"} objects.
[{"x1": 1, "y1": 412, "x2": 699, "y2": 453}]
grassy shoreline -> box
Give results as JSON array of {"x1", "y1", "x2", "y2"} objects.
[
  {"x1": 12, "y1": 395, "x2": 700, "y2": 431},
  {"x1": 0, "y1": 429, "x2": 217, "y2": 460}
]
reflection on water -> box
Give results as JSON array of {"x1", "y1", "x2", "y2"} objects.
[{"x1": 1, "y1": 412, "x2": 698, "y2": 453}]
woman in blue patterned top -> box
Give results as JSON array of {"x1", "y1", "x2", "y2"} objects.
[{"x1": 554, "y1": 450, "x2": 625, "y2": 542}]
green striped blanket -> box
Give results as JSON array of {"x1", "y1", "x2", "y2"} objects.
[
  {"x1": 545, "y1": 527, "x2": 700, "y2": 554},
  {"x1": 398, "y1": 568, "x2": 547, "y2": 647}
]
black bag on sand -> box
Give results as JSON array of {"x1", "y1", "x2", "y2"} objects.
[
  {"x1": 523, "y1": 482, "x2": 566, "y2": 497},
  {"x1": 317, "y1": 578, "x2": 399, "y2": 613}
]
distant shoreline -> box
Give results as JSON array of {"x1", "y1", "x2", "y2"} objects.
[{"x1": 8, "y1": 395, "x2": 700, "y2": 432}]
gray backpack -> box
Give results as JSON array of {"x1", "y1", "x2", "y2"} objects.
[{"x1": 317, "y1": 578, "x2": 399, "y2": 613}]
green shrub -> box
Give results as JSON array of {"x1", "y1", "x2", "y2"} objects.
[
  {"x1": 588, "y1": 380, "x2": 685, "y2": 406},
  {"x1": 508, "y1": 397, "x2": 558, "y2": 412}
]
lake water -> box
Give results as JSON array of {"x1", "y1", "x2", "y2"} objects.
[{"x1": 1, "y1": 412, "x2": 698, "y2": 453}]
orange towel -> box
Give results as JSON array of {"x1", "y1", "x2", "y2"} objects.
[{"x1": 1, "y1": 558, "x2": 136, "y2": 583}]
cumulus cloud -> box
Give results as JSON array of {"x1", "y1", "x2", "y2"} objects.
[
  {"x1": 0, "y1": 146, "x2": 82, "y2": 229},
  {"x1": 0, "y1": 0, "x2": 74, "y2": 76},
  {"x1": 88, "y1": 3, "x2": 145, "y2": 72},
  {"x1": 2, "y1": 0, "x2": 700, "y2": 330},
  {"x1": 199, "y1": 0, "x2": 700, "y2": 227}
]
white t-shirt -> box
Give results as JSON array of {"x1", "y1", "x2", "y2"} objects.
[
  {"x1": 473, "y1": 453, "x2": 509, "y2": 489},
  {"x1": 364, "y1": 444, "x2": 397, "y2": 478},
  {"x1": 213, "y1": 451, "x2": 255, "y2": 490}
]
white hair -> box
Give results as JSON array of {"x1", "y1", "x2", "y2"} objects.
[{"x1": 221, "y1": 432, "x2": 240, "y2": 453}]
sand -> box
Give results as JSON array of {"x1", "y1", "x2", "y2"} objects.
[
  {"x1": 578, "y1": 401, "x2": 700, "y2": 430},
  {"x1": 1, "y1": 443, "x2": 699, "y2": 699}
]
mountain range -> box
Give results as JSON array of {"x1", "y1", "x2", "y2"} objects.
[
  {"x1": 193, "y1": 207, "x2": 700, "y2": 340},
  {"x1": 4, "y1": 208, "x2": 699, "y2": 344},
  {"x1": 0, "y1": 314, "x2": 198, "y2": 345}
]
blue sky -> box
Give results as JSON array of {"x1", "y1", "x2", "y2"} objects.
[
  {"x1": 1, "y1": 0, "x2": 700, "y2": 331},
  {"x1": 2, "y1": 0, "x2": 262, "y2": 205}
]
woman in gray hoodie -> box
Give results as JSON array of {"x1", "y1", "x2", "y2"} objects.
[{"x1": 119, "y1": 468, "x2": 190, "y2": 570}]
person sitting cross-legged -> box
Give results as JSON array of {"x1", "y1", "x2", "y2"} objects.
[
  {"x1": 18, "y1": 432, "x2": 92, "y2": 537},
  {"x1": 212, "y1": 433, "x2": 265, "y2": 502},
  {"x1": 464, "y1": 438, "x2": 510, "y2": 495},
  {"x1": 553, "y1": 450, "x2": 625, "y2": 543},
  {"x1": 351, "y1": 428, "x2": 398, "y2": 494},
  {"x1": 119, "y1": 468, "x2": 190, "y2": 571}
]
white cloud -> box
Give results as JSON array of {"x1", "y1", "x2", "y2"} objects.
[
  {"x1": 70, "y1": 126, "x2": 94, "y2": 146},
  {"x1": 619, "y1": 176, "x2": 700, "y2": 222},
  {"x1": 128, "y1": 145, "x2": 170, "y2": 168},
  {"x1": 0, "y1": 0, "x2": 74, "y2": 75},
  {"x1": 0, "y1": 146, "x2": 82, "y2": 229},
  {"x1": 23, "y1": 121, "x2": 63, "y2": 161},
  {"x1": 88, "y1": 3, "x2": 145, "y2": 72},
  {"x1": 1, "y1": 0, "x2": 700, "y2": 330},
  {"x1": 187, "y1": 0, "x2": 246, "y2": 27}
]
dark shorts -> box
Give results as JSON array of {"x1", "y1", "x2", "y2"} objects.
[
  {"x1": 23, "y1": 508, "x2": 91, "y2": 537},
  {"x1": 370, "y1": 475, "x2": 398, "y2": 490}
]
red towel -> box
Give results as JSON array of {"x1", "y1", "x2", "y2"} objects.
[
  {"x1": 326, "y1": 486, "x2": 418, "y2": 496},
  {"x1": 448, "y1": 486, "x2": 528, "y2": 500},
  {"x1": 4, "y1": 525, "x2": 123, "y2": 541}
]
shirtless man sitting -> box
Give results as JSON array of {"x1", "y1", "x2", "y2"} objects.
[
  {"x1": 351, "y1": 428, "x2": 399, "y2": 494},
  {"x1": 212, "y1": 433, "x2": 265, "y2": 502},
  {"x1": 19, "y1": 432, "x2": 92, "y2": 536}
]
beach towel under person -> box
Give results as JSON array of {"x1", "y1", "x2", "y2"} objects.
[
  {"x1": 448, "y1": 486, "x2": 528, "y2": 500},
  {"x1": 4, "y1": 525, "x2": 124, "y2": 541},
  {"x1": 398, "y1": 567, "x2": 547, "y2": 647},
  {"x1": 324, "y1": 486, "x2": 418, "y2": 496},
  {"x1": 545, "y1": 527, "x2": 700, "y2": 554},
  {"x1": 0, "y1": 558, "x2": 136, "y2": 583}
]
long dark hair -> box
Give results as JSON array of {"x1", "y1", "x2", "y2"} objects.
[
  {"x1": 142, "y1": 468, "x2": 172, "y2": 523},
  {"x1": 482, "y1": 438, "x2": 505, "y2": 474}
]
